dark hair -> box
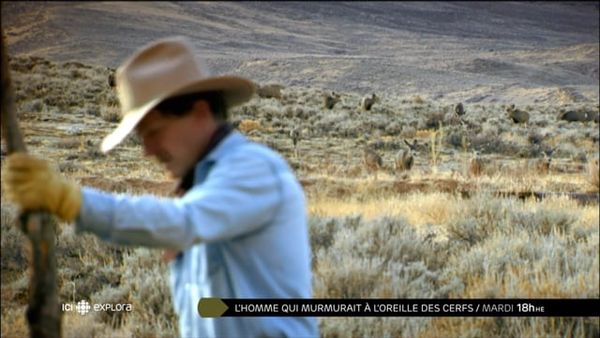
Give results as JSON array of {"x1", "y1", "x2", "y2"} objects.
[{"x1": 154, "y1": 90, "x2": 228, "y2": 121}]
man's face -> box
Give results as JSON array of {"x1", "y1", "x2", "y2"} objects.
[{"x1": 135, "y1": 101, "x2": 215, "y2": 178}]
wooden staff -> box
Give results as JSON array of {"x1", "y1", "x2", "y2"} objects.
[{"x1": 1, "y1": 30, "x2": 62, "y2": 338}]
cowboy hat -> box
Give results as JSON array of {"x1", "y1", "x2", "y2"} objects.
[{"x1": 101, "y1": 36, "x2": 255, "y2": 153}]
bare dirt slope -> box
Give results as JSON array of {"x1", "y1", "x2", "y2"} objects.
[{"x1": 2, "y1": 1, "x2": 599, "y2": 105}]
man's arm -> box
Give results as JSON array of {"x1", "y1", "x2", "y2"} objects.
[{"x1": 76, "y1": 149, "x2": 281, "y2": 250}]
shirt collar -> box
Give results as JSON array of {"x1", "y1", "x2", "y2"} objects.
[
  {"x1": 192, "y1": 130, "x2": 248, "y2": 183},
  {"x1": 201, "y1": 129, "x2": 247, "y2": 164},
  {"x1": 175, "y1": 125, "x2": 248, "y2": 195}
]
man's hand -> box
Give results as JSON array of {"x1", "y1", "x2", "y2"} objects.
[{"x1": 2, "y1": 153, "x2": 82, "y2": 222}]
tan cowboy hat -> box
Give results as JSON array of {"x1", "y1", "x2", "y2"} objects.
[{"x1": 101, "y1": 36, "x2": 255, "y2": 153}]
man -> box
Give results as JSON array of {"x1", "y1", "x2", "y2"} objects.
[{"x1": 3, "y1": 36, "x2": 318, "y2": 338}]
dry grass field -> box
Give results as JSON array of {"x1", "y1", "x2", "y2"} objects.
[
  {"x1": 0, "y1": 55, "x2": 598, "y2": 337},
  {"x1": 1, "y1": 2, "x2": 599, "y2": 337}
]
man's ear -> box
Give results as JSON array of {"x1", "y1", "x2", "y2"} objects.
[{"x1": 191, "y1": 100, "x2": 211, "y2": 120}]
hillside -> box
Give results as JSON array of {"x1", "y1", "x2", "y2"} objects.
[{"x1": 2, "y1": 1, "x2": 599, "y2": 104}]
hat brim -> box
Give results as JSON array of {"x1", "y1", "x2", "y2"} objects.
[{"x1": 101, "y1": 76, "x2": 255, "y2": 153}]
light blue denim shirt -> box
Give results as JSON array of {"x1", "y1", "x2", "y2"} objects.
[{"x1": 75, "y1": 131, "x2": 319, "y2": 338}]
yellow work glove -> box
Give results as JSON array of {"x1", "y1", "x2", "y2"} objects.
[{"x1": 2, "y1": 153, "x2": 81, "y2": 222}]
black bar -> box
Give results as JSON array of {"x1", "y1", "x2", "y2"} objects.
[{"x1": 217, "y1": 299, "x2": 599, "y2": 317}]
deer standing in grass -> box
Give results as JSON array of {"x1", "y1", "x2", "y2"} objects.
[
  {"x1": 455, "y1": 102, "x2": 466, "y2": 117},
  {"x1": 290, "y1": 127, "x2": 301, "y2": 158},
  {"x1": 323, "y1": 91, "x2": 341, "y2": 110},
  {"x1": 506, "y1": 104, "x2": 529, "y2": 124},
  {"x1": 469, "y1": 151, "x2": 484, "y2": 177},
  {"x1": 536, "y1": 150, "x2": 553, "y2": 175},
  {"x1": 395, "y1": 139, "x2": 418, "y2": 175},
  {"x1": 360, "y1": 93, "x2": 379, "y2": 111},
  {"x1": 363, "y1": 146, "x2": 383, "y2": 179}
]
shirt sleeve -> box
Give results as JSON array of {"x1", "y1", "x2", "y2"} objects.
[{"x1": 75, "y1": 149, "x2": 281, "y2": 250}]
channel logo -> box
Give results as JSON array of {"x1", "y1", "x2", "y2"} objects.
[
  {"x1": 75, "y1": 299, "x2": 91, "y2": 315},
  {"x1": 62, "y1": 299, "x2": 133, "y2": 315}
]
